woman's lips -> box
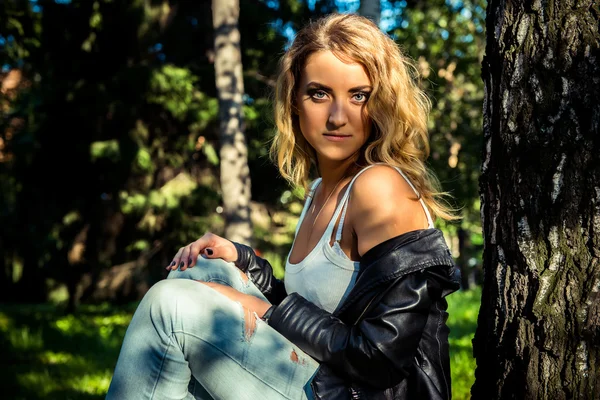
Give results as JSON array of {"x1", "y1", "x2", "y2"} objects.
[{"x1": 323, "y1": 134, "x2": 351, "y2": 142}]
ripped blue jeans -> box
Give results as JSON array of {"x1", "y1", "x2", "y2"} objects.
[{"x1": 106, "y1": 257, "x2": 319, "y2": 400}]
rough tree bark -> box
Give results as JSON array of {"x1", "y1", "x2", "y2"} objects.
[
  {"x1": 359, "y1": 0, "x2": 381, "y2": 26},
  {"x1": 212, "y1": 0, "x2": 253, "y2": 244},
  {"x1": 472, "y1": 1, "x2": 600, "y2": 399}
]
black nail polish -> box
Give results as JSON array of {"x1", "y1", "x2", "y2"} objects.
[
  {"x1": 179, "y1": 261, "x2": 185, "y2": 269},
  {"x1": 188, "y1": 257, "x2": 193, "y2": 266},
  {"x1": 170, "y1": 261, "x2": 176, "y2": 267},
  {"x1": 206, "y1": 248, "x2": 213, "y2": 256}
]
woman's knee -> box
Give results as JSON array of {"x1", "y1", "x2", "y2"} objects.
[
  {"x1": 140, "y1": 279, "x2": 215, "y2": 332},
  {"x1": 144, "y1": 279, "x2": 189, "y2": 305},
  {"x1": 143, "y1": 279, "x2": 212, "y2": 316}
]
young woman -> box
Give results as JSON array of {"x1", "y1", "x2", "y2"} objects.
[{"x1": 107, "y1": 13, "x2": 460, "y2": 400}]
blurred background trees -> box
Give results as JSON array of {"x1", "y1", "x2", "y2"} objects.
[{"x1": 0, "y1": 0, "x2": 485, "y2": 306}]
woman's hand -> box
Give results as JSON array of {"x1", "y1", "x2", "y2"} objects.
[
  {"x1": 167, "y1": 232, "x2": 238, "y2": 271},
  {"x1": 197, "y1": 281, "x2": 272, "y2": 318}
]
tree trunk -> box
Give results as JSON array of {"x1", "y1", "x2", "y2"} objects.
[
  {"x1": 472, "y1": 1, "x2": 600, "y2": 399},
  {"x1": 457, "y1": 227, "x2": 471, "y2": 290},
  {"x1": 212, "y1": 0, "x2": 252, "y2": 244},
  {"x1": 359, "y1": 0, "x2": 381, "y2": 26}
]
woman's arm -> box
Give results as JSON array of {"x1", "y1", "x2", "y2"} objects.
[
  {"x1": 232, "y1": 242, "x2": 288, "y2": 305},
  {"x1": 268, "y1": 268, "x2": 445, "y2": 388}
]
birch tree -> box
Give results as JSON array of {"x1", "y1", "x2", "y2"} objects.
[
  {"x1": 472, "y1": 0, "x2": 599, "y2": 398},
  {"x1": 212, "y1": 0, "x2": 253, "y2": 243}
]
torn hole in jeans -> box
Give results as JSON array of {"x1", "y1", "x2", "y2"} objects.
[
  {"x1": 243, "y1": 307, "x2": 257, "y2": 341},
  {"x1": 290, "y1": 349, "x2": 307, "y2": 365}
]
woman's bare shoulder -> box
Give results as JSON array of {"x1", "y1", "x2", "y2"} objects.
[
  {"x1": 350, "y1": 165, "x2": 416, "y2": 205},
  {"x1": 349, "y1": 164, "x2": 427, "y2": 256}
]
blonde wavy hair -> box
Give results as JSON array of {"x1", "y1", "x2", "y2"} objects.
[{"x1": 270, "y1": 13, "x2": 457, "y2": 221}]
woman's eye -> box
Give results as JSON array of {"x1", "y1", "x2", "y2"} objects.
[
  {"x1": 352, "y1": 92, "x2": 369, "y2": 102},
  {"x1": 310, "y1": 90, "x2": 327, "y2": 100}
]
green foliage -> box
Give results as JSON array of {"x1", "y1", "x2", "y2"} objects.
[
  {"x1": 261, "y1": 251, "x2": 287, "y2": 279},
  {"x1": 148, "y1": 65, "x2": 198, "y2": 121},
  {"x1": 134, "y1": 147, "x2": 153, "y2": 173},
  {"x1": 0, "y1": 0, "x2": 232, "y2": 304},
  {"x1": 90, "y1": 140, "x2": 120, "y2": 162},
  {"x1": 202, "y1": 142, "x2": 220, "y2": 165},
  {"x1": 393, "y1": 0, "x2": 486, "y2": 226}
]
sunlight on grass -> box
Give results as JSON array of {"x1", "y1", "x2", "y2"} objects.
[
  {"x1": 54, "y1": 315, "x2": 85, "y2": 334},
  {"x1": 39, "y1": 351, "x2": 75, "y2": 365},
  {"x1": 447, "y1": 287, "x2": 481, "y2": 400},
  {"x1": 8, "y1": 325, "x2": 44, "y2": 352},
  {"x1": 17, "y1": 370, "x2": 60, "y2": 397},
  {"x1": 0, "y1": 303, "x2": 133, "y2": 399},
  {"x1": 0, "y1": 311, "x2": 11, "y2": 329},
  {"x1": 65, "y1": 372, "x2": 113, "y2": 395}
]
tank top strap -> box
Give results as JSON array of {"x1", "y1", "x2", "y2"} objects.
[
  {"x1": 294, "y1": 178, "x2": 322, "y2": 236},
  {"x1": 333, "y1": 164, "x2": 435, "y2": 243},
  {"x1": 333, "y1": 165, "x2": 378, "y2": 243},
  {"x1": 392, "y1": 167, "x2": 435, "y2": 229}
]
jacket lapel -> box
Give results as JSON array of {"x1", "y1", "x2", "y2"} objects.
[{"x1": 335, "y1": 229, "x2": 456, "y2": 316}]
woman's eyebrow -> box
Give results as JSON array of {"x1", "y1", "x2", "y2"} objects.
[
  {"x1": 306, "y1": 82, "x2": 332, "y2": 91},
  {"x1": 348, "y1": 85, "x2": 372, "y2": 92},
  {"x1": 306, "y1": 81, "x2": 372, "y2": 92}
]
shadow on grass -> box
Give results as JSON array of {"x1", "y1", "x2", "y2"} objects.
[{"x1": 0, "y1": 302, "x2": 139, "y2": 400}]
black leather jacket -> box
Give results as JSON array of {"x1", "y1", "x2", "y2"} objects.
[{"x1": 233, "y1": 229, "x2": 460, "y2": 399}]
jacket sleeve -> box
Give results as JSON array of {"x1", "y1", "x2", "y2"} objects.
[
  {"x1": 232, "y1": 242, "x2": 288, "y2": 305},
  {"x1": 268, "y1": 269, "x2": 443, "y2": 389}
]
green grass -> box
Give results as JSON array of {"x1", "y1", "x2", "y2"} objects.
[
  {"x1": 447, "y1": 287, "x2": 481, "y2": 400},
  {"x1": 0, "y1": 303, "x2": 138, "y2": 400},
  {"x1": 0, "y1": 288, "x2": 480, "y2": 399}
]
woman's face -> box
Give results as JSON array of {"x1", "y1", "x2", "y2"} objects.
[{"x1": 295, "y1": 50, "x2": 372, "y2": 165}]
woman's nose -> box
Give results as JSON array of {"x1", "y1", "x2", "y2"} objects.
[{"x1": 327, "y1": 100, "x2": 348, "y2": 128}]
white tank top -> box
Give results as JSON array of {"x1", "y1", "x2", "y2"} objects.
[{"x1": 284, "y1": 165, "x2": 434, "y2": 313}]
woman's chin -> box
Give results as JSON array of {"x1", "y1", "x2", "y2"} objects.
[{"x1": 316, "y1": 150, "x2": 360, "y2": 165}]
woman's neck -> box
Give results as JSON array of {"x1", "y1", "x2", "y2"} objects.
[{"x1": 317, "y1": 156, "x2": 359, "y2": 192}]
